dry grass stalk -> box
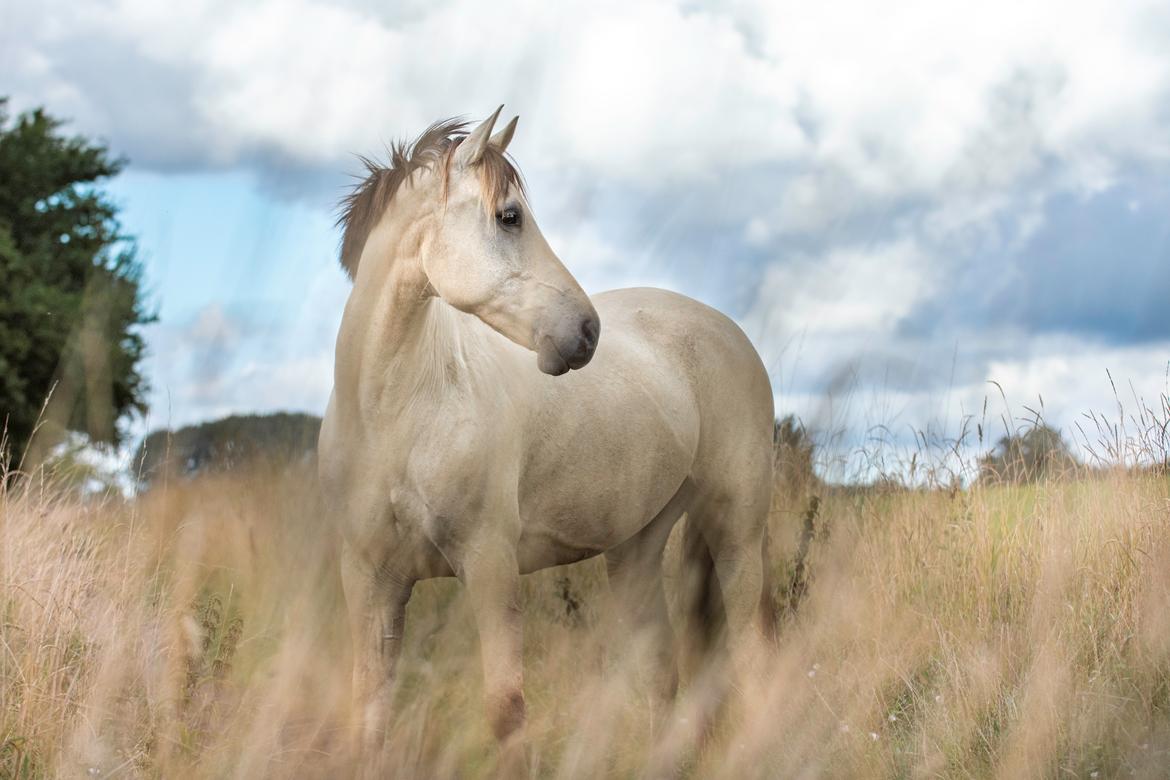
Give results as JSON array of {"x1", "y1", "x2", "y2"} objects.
[{"x1": 1, "y1": 393, "x2": 1169, "y2": 778}]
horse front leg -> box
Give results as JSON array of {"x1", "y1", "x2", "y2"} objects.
[
  {"x1": 340, "y1": 542, "x2": 415, "y2": 777},
  {"x1": 459, "y1": 541, "x2": 528, "y2": 772}
]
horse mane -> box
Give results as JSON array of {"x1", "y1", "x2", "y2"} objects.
[{"x1": 336, "y1": 117, "x2": 525, "y2": 279}]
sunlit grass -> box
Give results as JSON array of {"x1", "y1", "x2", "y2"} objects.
[{"x1": 2, "y1": 444, "x2": 1169, "y2": 777}]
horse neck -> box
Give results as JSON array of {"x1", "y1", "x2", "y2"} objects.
[{"x1": 340, "y1": 205, "x2": 500, "y2": 418}]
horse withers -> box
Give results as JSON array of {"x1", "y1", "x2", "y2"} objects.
[{"x1": 318, "y1": 106, "x2": 775, "y2": 773}]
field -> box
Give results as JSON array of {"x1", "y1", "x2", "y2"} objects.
[{"x1": 2, "y1": 445, "x2": 1170, "y2": 778}]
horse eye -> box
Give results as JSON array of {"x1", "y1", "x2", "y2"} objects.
[{"x1": 497, "y1": 208, "x2": 521, "y2": 228}]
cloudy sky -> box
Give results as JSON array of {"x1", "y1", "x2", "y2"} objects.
[{"x1": 3, "y1": 0, "x2": 1169, "y2": 472}]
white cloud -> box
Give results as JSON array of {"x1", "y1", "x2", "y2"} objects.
[
  {"x1": 743, "y1": 238, "x2": 934, "y2": 340},
  {"x1": 188, "y1": 303, "x2": 240, "y2": 349},
  {"x1": 726, "y1": 0, "x2": 1170, "y2": 240},
  {"x1": 766, "y1": 336, "x2": 1170, "y2": 481},
  {"x1": 3, "y1": 0, "x2": 802, "y2": 179},
  {"x1": 7, "y1": 0, "x2": 1170, "y2": 457},
  {"x1": 8, "y1": 0, "x2": 1170, "y2": 246},
  {"x1": 984, "y1": 340, "x2": 1170, "y2": 423},
  {"x1": 540, "y1": 220, "x2": 683, "y2": 295}
]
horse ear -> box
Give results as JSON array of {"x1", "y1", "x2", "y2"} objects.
[
  {"x1": 456, "y1": 105, "x2": 503, "y2": 167},
  {"x1": 489, "y1": 115, "x2": 518, "y2": 152}
]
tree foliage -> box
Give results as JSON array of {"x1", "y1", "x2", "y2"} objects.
[
  {"x1": 0, "y1": 98, "x2": 153, "y2": 463},
  {"x1": 774, "y1": 414, "x2": 817, "y2": 498},
  {"x1": 135, "y1": 413, "x2": 322, "y2": 486},
  {"x1": 978, "y1": 424, "x2": 1077, "y2": 484}
]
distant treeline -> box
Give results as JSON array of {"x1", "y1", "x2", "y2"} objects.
[
  {"x1": 773, "y1": 415, "x2": 1168, "y2": 494},
  {"x1": 132, "y1": 410, "x2": 1163, "y2": 493},
  {"x1": 135, "y1": 412, "x2": 321, "y2": 484}
]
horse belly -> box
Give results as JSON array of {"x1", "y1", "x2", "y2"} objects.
[
  {"x1": 516, "y1": 470, "x2": 687, "y2": 572},
  {"x1": 515, "y1": 380, "x2": 697, "y2": 572}
]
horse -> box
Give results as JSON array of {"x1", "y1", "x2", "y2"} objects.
[{"x1": 318, "y1": 106, "x2": 776, "y2": 773}]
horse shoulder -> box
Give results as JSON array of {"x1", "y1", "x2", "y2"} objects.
[{"x1": 400, "y1": 410, "x2": 524, "y2": 547}]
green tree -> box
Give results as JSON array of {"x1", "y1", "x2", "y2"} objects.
[{"x1": 0, "y1": 98, "x2": 153, "y2": 465}]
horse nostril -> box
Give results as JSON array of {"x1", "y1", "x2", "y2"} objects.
[
  {"x1": 580, "y1": 316, "x2": 599, "y2": 351},
  {"x1": 562, "y1": 314, "x2": 599, "y2": 370}
]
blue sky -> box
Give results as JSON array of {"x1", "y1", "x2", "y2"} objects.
[{"x1": 3, "y1": 0, "x2": 1169, "y2": 473}]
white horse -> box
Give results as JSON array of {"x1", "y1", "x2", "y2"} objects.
[{"x1": 319, "y1": 107, "x2": 775, "y2": 771}]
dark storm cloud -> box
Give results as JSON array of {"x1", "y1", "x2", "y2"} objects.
[
  {"x1": 33, "y1": 38, "x2": 214, "y2": 172},
  {"x1": 899, "y1": 168, "x2": 1170, "y2": 349},
  {"x1": 985, "y1": 178, "x2": 1170, "y2": 343}
]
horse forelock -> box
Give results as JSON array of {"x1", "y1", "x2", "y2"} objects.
[{"x1": 336, "y1": 118, "x2": 525, "y2": 280}]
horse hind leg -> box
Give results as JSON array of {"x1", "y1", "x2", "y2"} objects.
[
  {"x1": 638, "y1": 498, "x2": 739, "y2": 776},
  {"x1": 684, "y1": 488, "x2": 771, "y2": 684},
  {"x1": 605, "y1": 482, "x2": 701, "y2": 779},
  {"x1": 679, "y1": 513, "x2": 726, "y2": 678}
]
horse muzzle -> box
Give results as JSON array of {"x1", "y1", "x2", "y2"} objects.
[{"x1": 536, "y1": 310, "x2": 600, "y2": 376}]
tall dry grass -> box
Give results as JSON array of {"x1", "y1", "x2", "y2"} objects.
[{"x1": 2, "y1": 428, "x2": 1169, "y2": 777}]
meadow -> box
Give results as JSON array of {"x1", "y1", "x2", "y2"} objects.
[{"x1": 2, "y1": 412, "x2": 1169, "y2": 778}]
